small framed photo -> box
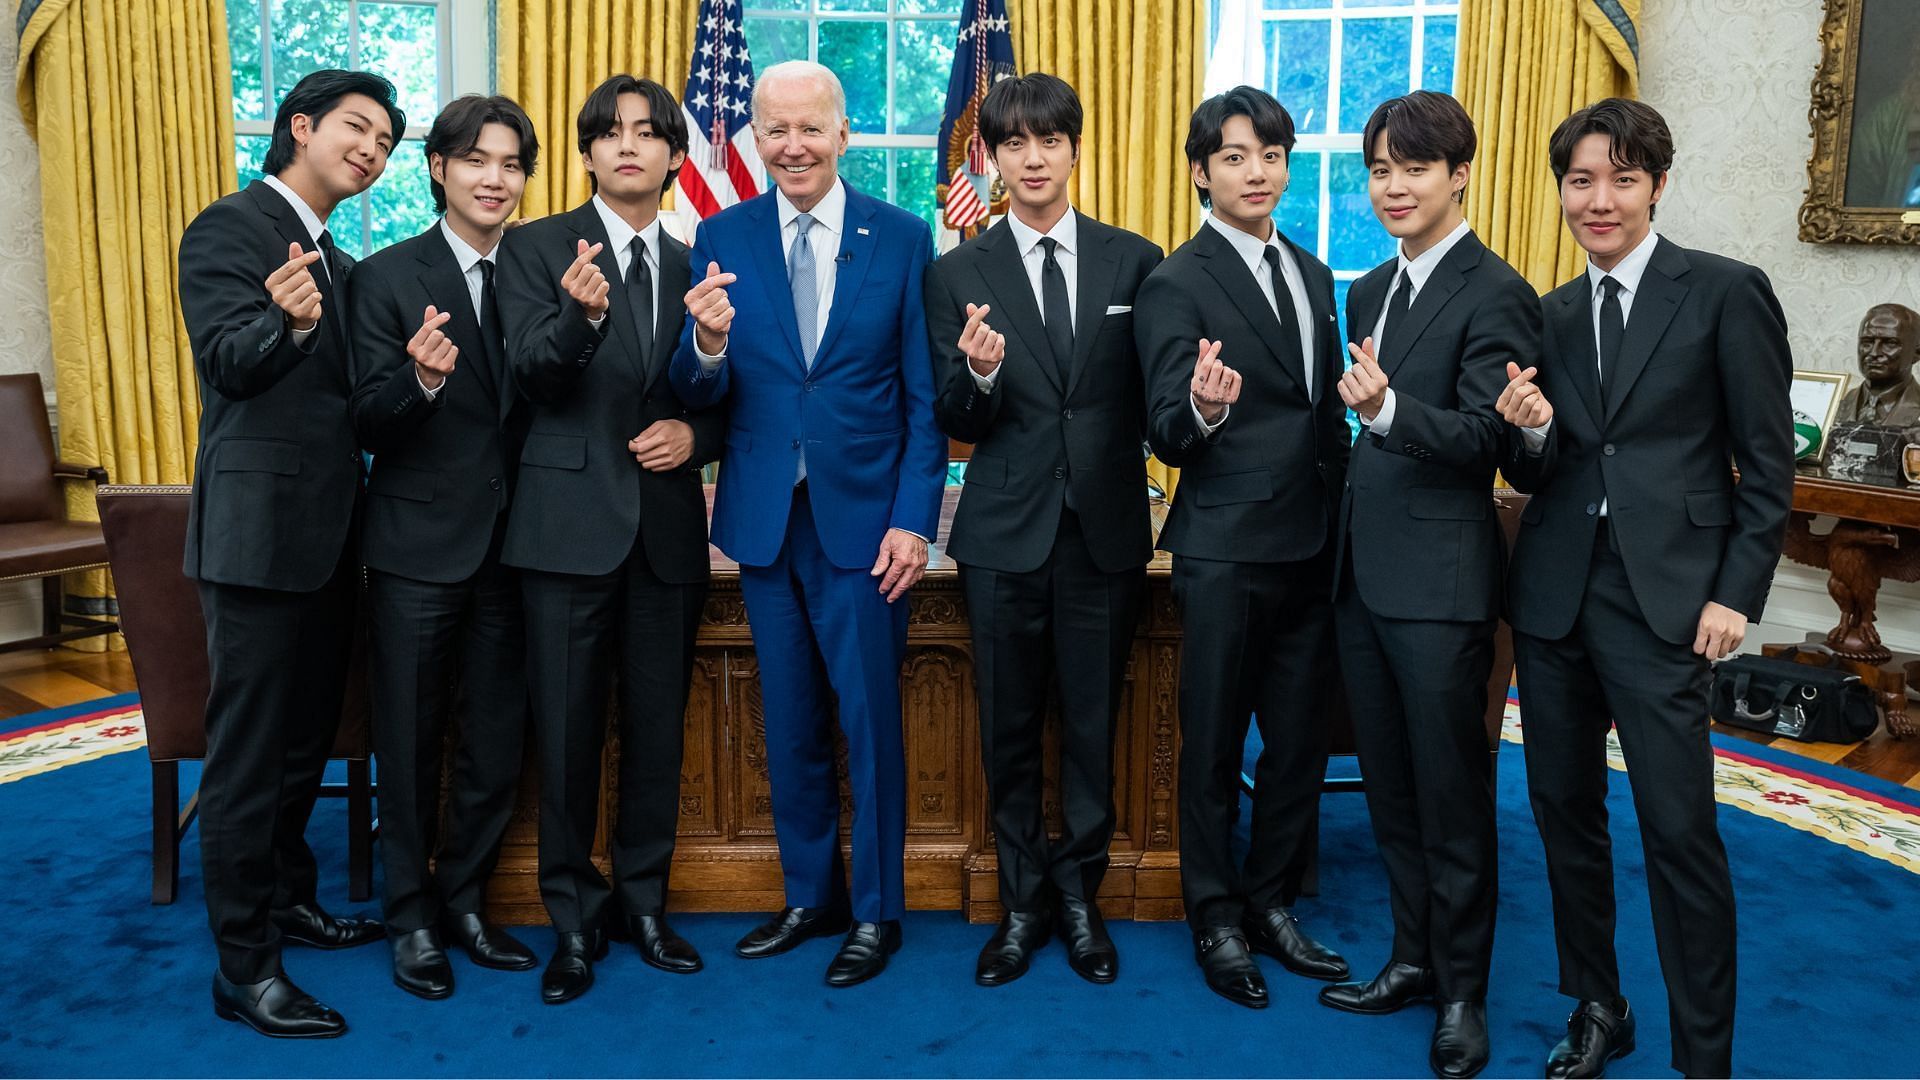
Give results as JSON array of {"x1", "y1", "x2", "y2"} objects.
[{"x1": 1791, "y1": 370, "x2": 1850, "y2": 462}]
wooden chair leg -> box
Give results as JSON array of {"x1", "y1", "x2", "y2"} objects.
[
  {"x1": 41, "y1": 575, "x2": 62, "y2": 637},
  {"x1": 347, "y1": 757, "x2": 373, "y2": 903},
  {"x1": 152, "y1": 761, "x2": 179, "y2": 905}
]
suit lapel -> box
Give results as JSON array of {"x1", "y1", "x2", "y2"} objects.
[
  {"x1": 1602, "y1": 238, "x2": 1690, "y2": 424},
  {"x1": 1555, "y1": 282, "x2": 1604, "y2": 426},
  {"x1": 1380, "y1": 238, "x2": 1479, "y2": 377},
  {"x1": 1067, "y1": 221, "x2": 1119, "y2": 400},
  {"x1": 811, "y1": 187, "x2": 878, "y2": 369},
  {"x1": 744, "y1": 194, "x2": 806, "y2": 368},
  {"x1": 572, "y1": 203, "x2": 646, "y2": 385},
  {"x1": 1198, "y1": 226, "x2": 1307, "y2": 399},
  {"x1": 651, "y1": 232, "x2": 691, "y2": 388},
  {"x1": 1283, "y1": 232, "x2": 1331, "y2": 403},
  {"x1": 969, "y1": 222, "x2": 1057, "y2": 396},
  {"x1": 416, "y1": 228, "x2": 499, "y2": 403}
]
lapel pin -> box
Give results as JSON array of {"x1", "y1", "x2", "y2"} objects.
[{"x1": 857, "y1": 227, "x2": 870, "y2": 236}]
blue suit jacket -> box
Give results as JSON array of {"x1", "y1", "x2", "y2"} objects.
[{"x1": 670, "y1": 183, "x2": 944, "y2": 569}]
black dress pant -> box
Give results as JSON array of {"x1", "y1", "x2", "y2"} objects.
[
  {"x1": 1173, "y1": 551, "x2": 1335, "y2": 930},
  {"x1": 1334, "y1": 569, "x2": 1498, "y2": 1001},
  {"x1": 196, "y1": 551, "x2": 356, "y2": 983},
  {"x1": 366, "y1": 526, "x2": 528, "y2": 933},
  {"x1": 1515, "y1": 529, "x2": 1735, "y2": 1078},
  {"x1": 521, "y1": 536, "x2": 705, "y2": 933},
  {"x1": 961, "y1": 509, "x2": 1146, "y2": 912}
]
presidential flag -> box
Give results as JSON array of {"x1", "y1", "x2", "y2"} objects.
[
  {"x1": 937, "y1": 0, "x2": 1016, "y2": 236},
  {"x1": 679, "y1": 0, "x2": 763, "y2": 220}
]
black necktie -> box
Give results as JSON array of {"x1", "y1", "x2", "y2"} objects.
[
  {"x1": 1382, "y1": 267, "x2": 1411, "y2": 351},
  {"x1": 1262, "y1": 245, "x2": 1307, "y2": 390},
  {"x1": 478, "y1": 259, "x2": 504, "y2": 369},
  {"x1": 627, "y1": 235, "x2": 654, "y2": 371},
  {"x1": 1039, "y1": 237, "x2": 1073, "y2": 386},
  {"x1": 316, "y1": 228, "x2": 336, "y2": 284},
  {"x1": 1598, "y1": 275, "x2": 1624, "y2": 398}
]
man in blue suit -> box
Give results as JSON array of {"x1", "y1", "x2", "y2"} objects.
[{"x1": 669, "y1": 59, "x2": 944, "y2": 988}]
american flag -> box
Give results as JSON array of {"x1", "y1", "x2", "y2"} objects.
[
  {"x1": 936, "y1": 0, "x2": 1015, "y2": 235},
  {"x1": 678, "y1": 0, "x2": 763, "y2": 219}
]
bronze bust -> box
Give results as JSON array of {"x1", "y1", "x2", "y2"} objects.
[{"x1": 1834, "y1": 303, "x2": 1920, "y2": 427}]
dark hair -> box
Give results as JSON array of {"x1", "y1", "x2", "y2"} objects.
[
  {"x1": 1184, "y1": 85, "x2": 1296, "y2": 209},
  {"x1": 264, "y1": 69, "x2": 407, "y2": 176},
  {"x1": 1548, "y1": 97, "x2": 1674, "y2": 183},
  {"x1": 575, "y1": 74, "x2": 690, "y2": 194},
  {"x1": 424, "y1": 94, "x2": 540, "y2": 213},
  {"x1": 1362, "y1": 90, "x2": 1477, "y2": 176},
  {"x1": 978, "y1": 73, "x2": 1083, "y2": 151}
]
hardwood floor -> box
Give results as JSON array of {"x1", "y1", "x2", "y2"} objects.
[{"x1": 3, "y1": 644, "x2": 1919, "y2": 788}]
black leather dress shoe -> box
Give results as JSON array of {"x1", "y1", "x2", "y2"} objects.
[
  {"x1": 1319, "y1": 960, "x2": 1438, "y2": 1014},
  {"x1": 540, "y1": 930, "x2": 609, "y2": 1005},
  {"x1": 825, "y1": 920, "x2": 902, "y2": 987},
  {"x1": 1243, "y1": 907, "x2": 1348, "y2": 981},
  {"x1": 1056, "y1": 897, "x2": 1117, "y2": 984},
  {"x1": 391, "y1": 928, "x2": 454, "y2": 1000},
  {"x1": 1545, "y1": 999, "x2": 1636, "y2": 1079},
  {"x1": 440, "y1": 912, "x2": 537, "y2": 971},
  {"x1": 735, "y1": 905, "x2": 852, "y2": 959},
  {"x1": 1194, "y1": 928, "x2": 1268, "y2": 1009},
  {"x1": 271, "y1": 903, "x2": 386, "y2": 950},
  {"x1": 975, "y1": 911, "x2": 1050, "y2": 987},
  {"x1": 212, "y1": 971, "x2": 346, "y2": 1038},
  {"x1": 1431, "y1": 1000, "x2": 1490, "y2": 1078},
  {"x1": 628, "y1": 913, "x2": 703, "y2": 974}
]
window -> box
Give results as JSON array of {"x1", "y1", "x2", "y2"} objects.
[
  {"x1": 742, "y1": 0, "x2": 960, "y2": 235},
  {"x1": 1209, "y1": 0, "x2": 1461, "y2": 325},
  {"x1": 226, "y1": 0, "x2": 483, "y2": 258}
]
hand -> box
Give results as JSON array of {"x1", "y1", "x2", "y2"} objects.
[
  {"x1": 957, "y1": 302, "x2": 1005, "y2": 376},
  {"x1": 267, "y1": 241, "x2": 325, "y2": 332},
  {"x1": 686, "y1": 261, "x2": 738, "y2": 355},
  {"x1": 1693, "y1": 601, "x2": 1748, "y2": 661},
  {"x1": 1497, "y1": 361, "x2": 1554, "y2": 428},
  {"x1": 629, "y1": 418, "x2": 695, "y2": 472},
  {"x1": 407, "y1": 305, "x2": 457, "y2": 391},
  {"x1": 1337, "y1": 337, "x2": 1389, "y2": 421},
  {"x1": 563, "y1": 238, "x2": 610, "y2": 321},
  {"x1": 870, "y1": 527, "x2": 929, "y2": 603},
  {"x1": 1190, "y1": 338, "x2": 1241, "y2": 424}
]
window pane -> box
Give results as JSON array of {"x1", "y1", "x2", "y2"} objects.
[
  {"x1": 1263, "y1": 0, "x2": 1332, "y2": 8},
  {"x1": 368, "y1": 141, "x2": 435, "y2": 254},
  {"x1": 228, "y1": 0, "x2": 267, "y2": 121},
  {"x1": 842, "y1": 146, "x2": 888, "y2": 198},
  {"x1": 1270, "y1": 149, "x2": 1320, "y2": 253},
  {"x1": 899, "y1": 0, "x2": 961, "y2": 12},
  {"x1": 1261, "y1": 19, "x2": 1329, "y2": 135},
  {"x1": 892, "y1": 19, "x2": 955, "y2": 136},
  {"x1": 745, "y1": 16, "x2": 810, "y2": 69},
  {"x1": 818, "y1": 21, "x2": 886, "y2": 132},
  {"x1": 743, "y1": 0, "x2": 807, "y2": 10},
  {"x1": 1420, "y1": 15, "x2": 1457, "y2": 93},
  {"x1": 1333, "y1": 276, "x2": 1357, "y2": 342},
  {"x1": 269, "y1": 0, "x2": 348, "y2": 104},
  {"x1": 236, "y1": 133, "x2": 273, "y2": 190},
  {"x1": 1338, "y1": 16, "x2": 1411, "y2": 134},
  {"x1": 325, "y1": 200, "x2": 363, "y2": 259},
  {"x1": 820, "y1": 0, "x2": 885, "y2": 11},
  {"x1": 893, "y1": 147, "x2": 938, "y2": 233},
  {"x1": 359, "y1": 1, "x2": 440, "y2": 125},
  {"x1": 1328, "y1": 152, "x2": 1392, "y2": 272}
]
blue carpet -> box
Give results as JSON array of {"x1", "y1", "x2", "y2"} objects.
[{"x1": 1, "y1": 710, "x2": 1916, "y2": 1077}]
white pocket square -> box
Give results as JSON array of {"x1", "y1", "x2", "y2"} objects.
[{"x1": 1105, "y1": 305, "x2": 1132, "y2": 315}]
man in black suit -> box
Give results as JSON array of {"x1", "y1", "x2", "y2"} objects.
[
  {"x1": 348, "y1": 94, "x2": 542, "y2": 1000},
  {"x1": 1497, "y1": 99, "x2": 1793, "y2": 1079},
  {"x1": 496, "y1": 74, "x2": 723, "y2": 1005},
  {"x1": 176, "y1": 69, "x2": 403, "y2": 1038},
  {"x1": 925, "y1": 74, "x2": 1161, "y2": 988},
  {"x1": 1321, "y1": 90, "x2": 1542, "y2": 1078},
  {"x1": 1134, "y1": 85, "x2": 1352, "y2": 1010}
]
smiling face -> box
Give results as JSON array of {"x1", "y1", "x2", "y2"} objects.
[
  {"x1": 581, "y1": 91, "x2": 684, "y2": 207},
  {"x1": 1558, "y1": 132, "x2": 1667, "y2": 270},
  {"x1": 753, "y1": 74, "x2": 849, "y2": 212},
  {"x1": 1193, "y1": 114, "x2": 1288, "y2": 239},
  {"x1": 992, "y1": 128, "x2": 1077, "y2": 225},
  {"x1": 290, "y1": 92, "x2": 394, "y2": 205},
  {"x1": 1367, "y1": 131, "x2": 1468, "y2": 257},
  {"x1": 432, "y1": 121, "x2": 527, "y2": 236}
]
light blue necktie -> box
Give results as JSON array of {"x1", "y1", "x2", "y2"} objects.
[{"x1": 789, "y1": 212, "x2": 818, "y2": 369}]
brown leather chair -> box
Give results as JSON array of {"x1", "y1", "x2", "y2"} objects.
[
  {"x1": 0, "y1": 373, "x2": 118, "y2": 652},
  {"x1": 94, "y1": 484, "x2": 376, "y2": 904}
]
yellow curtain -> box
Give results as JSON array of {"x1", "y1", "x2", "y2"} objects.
[
  {"x1": 18, "y1": 0, "x2": 235, "y2": 649},
  {"x1": 497, "y1": 0, "x2": 699, "y2": 220},
  {"x1": 1457, "y1": 0, "x2": 1640, "y2": 292},
  {"x1": 1009, "y1": 0, "x2": 1206, "y2": 500}
]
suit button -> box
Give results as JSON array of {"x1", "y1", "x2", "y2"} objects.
[
  {"x1": 791, "y1": 439, "x2": 801, "y2": 450},
  {"x1": 804, "y1": 381, "x2": 815, "y2": 392},
  {"x1": 1316, "y1": 462, "x2": 1326, "y2": 471},
  {"x1": 1603, "y1": 443, "x2": 1616, "y2": 456},
  {"x1": 1053, "y1": 467, "x2": 1065, "y2": 479},
  {"x1": 1062, "y1": 409, "x2": 1073, "y2": 420},
  {"x1": 645, "y1": 393, "x2": 654, "y2": 404},
  {"x1": 490, "y1": 477, "x2": 502, "y2": 491},
  {"x1": 1585, "y1": 502, "x2": 1599, "y2": 516}
]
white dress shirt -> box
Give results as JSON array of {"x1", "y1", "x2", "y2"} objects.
[
  {"x1": 696, "y1": 178, "x2": 846, "y2": 370},
  {"x1": 1364, "y1": 219, "x2": 1474, "y2": 436},
  {"x1": 416, "y1": 217, "x2": 499, "y2": 400},
  {"x1": 587, "y1": 194, "x2": 663, "y2": 337},
  {"x1": 261, "y1": 174, "x2": 330, "y2": 348},
  {"x1": 1199, "y1": 214, "x2": 1317, "y2": 432},
  {"x1": 971, "y1": 208, "x2": 1079, "y2": 392}
]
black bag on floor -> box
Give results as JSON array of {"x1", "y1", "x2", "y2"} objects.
[{"x1": 1710, "y1": 649, "x2": 1879, "y2": 742}]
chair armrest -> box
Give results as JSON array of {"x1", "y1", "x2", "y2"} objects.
[{"x1": 53, "y1": 460, "x2": 110, "y2": 484}]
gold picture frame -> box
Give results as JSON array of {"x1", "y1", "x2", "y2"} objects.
[
  {"x1": 1791, "y1": 369, "x2": 1851, "y2": 461},
  {"x1": 1799, "y1": 0, "x2": 1920, "y2": 245}
]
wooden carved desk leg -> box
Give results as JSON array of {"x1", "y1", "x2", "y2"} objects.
[{"x1": 1894, "y1": 663, "x2": 1920, "y2": 739}]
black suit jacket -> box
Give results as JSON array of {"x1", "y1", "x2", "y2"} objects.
[
  {"x1": 178, "y1": 181, "x2": 360, "y2": 591},
  {"x1": 495, "y1": 202, "x2": 722, "y2": 583},
  {"x1": 348, "y1": 225, "x2": 530, "y2": 583},
  {"x1": 1503, "y1": 237, "x2": 1794, "y2": 644},
  {"x1": 926, "y1": 214, "x2": 1162, "y2": 574},
  {"x1": 1333, "y1": 232, "x2": 1542, "y2": 621},
  {"x1": 1135, "y1": 222, "x2": 1349, "y2": 563}
]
